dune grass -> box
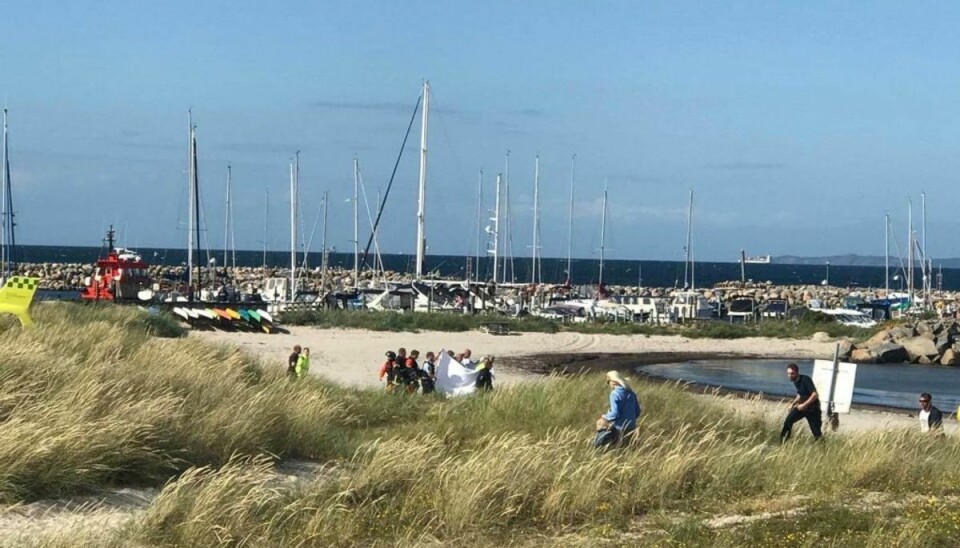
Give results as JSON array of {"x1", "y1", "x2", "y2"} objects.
[{"x1": 0, "y1": 302, "x2": 951, "y2": 546}]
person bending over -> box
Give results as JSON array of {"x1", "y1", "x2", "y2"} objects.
[{"x1": 594, "y1": 371, "x2": 641, "y2": 448}]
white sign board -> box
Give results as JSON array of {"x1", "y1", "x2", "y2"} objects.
[{"x1": 812, "y1": 359, "x2": 858, "y2": 414}]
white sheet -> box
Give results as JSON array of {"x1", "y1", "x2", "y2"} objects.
[{"x1": 435, "y1": 350, "x2": 479, "y2": 396}]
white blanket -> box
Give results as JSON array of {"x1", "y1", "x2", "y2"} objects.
[{"x1": 435, "y1": 350, "x2": 479, "y2": 396}]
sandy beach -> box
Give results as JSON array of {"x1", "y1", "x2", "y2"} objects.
[{"x1": 195, "y1": 327, "x2": 949, "y2": 435}]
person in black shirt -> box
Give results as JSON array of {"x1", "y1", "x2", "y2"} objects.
[
  {"x1": 287, "y1": 345, "x2": 302, "y2": 378},
  {"x1": 780, "y1": 363, "x2": 822, "y2": 442}
]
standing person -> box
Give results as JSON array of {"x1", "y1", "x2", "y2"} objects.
[
  {"x1": 397, "y1": 348, "x2": 407, "y2": 365},
  {"x1": 397, "y1": 350, "x2": 421, "y2": 393},
  {"x1": 378, "y1": 351, "x2": 398, "y2": 390},
  {"x1": 461, "y1": 349, "x2": 474, "y2": 368},
  {"x1": 918, "y1": 393, "x2": 944, "y2": 434},
  {"x1": 594, "y1": 371, "x2": 642, "y2": 448},
  {"x1": 780, "y1": 363, "x2": 822, "y2": 442},
  {"x1": 287, "y1": 345, "x2": 302, "y2": 378},
  {"x1": 475, "y1": 356, "x2": 495, "y2": 391},
  {"x1": 419, "y1": 351, "x2": 437, "y2": 394},
  {"x1": 295, "y1": 348, "x2": 311, "y2": 379}
]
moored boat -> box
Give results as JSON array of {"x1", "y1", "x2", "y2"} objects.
[{"x1": 80, "y1": 226, "x2": 153, "y2": 301}]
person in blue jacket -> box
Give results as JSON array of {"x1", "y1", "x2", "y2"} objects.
[{"x1": 594, "y1": 371, "x2": 642, "y2": 448}]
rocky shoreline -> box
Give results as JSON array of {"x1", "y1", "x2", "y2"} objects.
[
  {"x1": 17, "y1": 261, "x2": 960, "y2": 308},
  {"x1": 842, "y1": 319, "x2": 960, "y2": 365}
]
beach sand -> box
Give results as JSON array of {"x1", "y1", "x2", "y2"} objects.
[{"x1": 195, "y1": 327, "x2": 948, "y2": 435}]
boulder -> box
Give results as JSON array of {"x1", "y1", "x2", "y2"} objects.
[
  {"x1": 850, "y1": 348, "x2": 878, "y2": 363},
  {"x1": 941, "y1": 348, "x2": 960, "y2": 366},
  {"x1": 811, "y1": 332, "x2": 832, "y2": 343},
  {"x1": 916, "y1": 321, "x2": 933, "y2": 335},
  {"x1": 936, "y1": 335, "x2": 953, "y2": 354},
  {"x1": 867, "y1": 330, "x2": 892, "y2": 345},
  {"x1": 873, "y1": 343, "x2": 909, "y2": 364},
  {"x1": 889, "y1": 326, "x2": 916, "y2": 341},
  {"x1": 900, "y1": 336, "x2": 939, "y2": 361},
  {"x1": 918, "y1": 355, "x2": 933, "y2": 365}
]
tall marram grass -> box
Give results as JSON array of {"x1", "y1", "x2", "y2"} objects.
[
  {"x1": 0, "y1": 302, "x2": 953, "y2": 546},
  {"x1": 0, "y1": 303, "x2": 346, "y2": 501}
]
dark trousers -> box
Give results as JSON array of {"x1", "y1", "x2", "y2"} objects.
[{"x1": 780, "y1": 407, "x2": 823, "y2": 442}]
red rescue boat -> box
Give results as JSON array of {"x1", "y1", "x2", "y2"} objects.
[{"x1": 80, "y1": 226, "x2": 154, "y2": 301}]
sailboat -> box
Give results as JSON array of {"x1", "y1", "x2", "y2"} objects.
[
  {"x1": 670, "y1": 190, "x2": 713, "y2": 321},
  {"x1": 1, "y1": 108, "x2": 15, "y2": 282}
]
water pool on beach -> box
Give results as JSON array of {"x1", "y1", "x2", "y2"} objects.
[{"x1": 638, "y1": 359, "x2": 960, "y2": 411}]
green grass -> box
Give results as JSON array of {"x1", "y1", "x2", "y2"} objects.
[
  {"x1": 0, "y1": 302, "x2": 949, "y2": 547},
  {"x1": 282, "y1": 308, "x2": 881, "y2": 340}
]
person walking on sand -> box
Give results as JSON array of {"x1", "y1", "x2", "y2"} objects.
[
  {"x1": 594, "y1": 371, "x2": 642, "y2": 448},
  {"x1": 295, "y1": 347, "x2": 311, "y2": 379},
  {"x1": 918, "y1": 392, "x2": 944, "y2": 434},
  {"x1": 287, "y1": 345, "x2": 302, "y2": 378},
  {"x1": 780, "y1": 363, "x2": 822, "y2": 442},
  {"x1": 378, "y1": 351, "x2": 398, "y2": 391}
]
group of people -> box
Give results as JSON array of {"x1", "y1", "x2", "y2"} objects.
[
  {"x1": 593, "y1": 362, "x2": 950, "y2": 450},
  {"x1": 287, "y1": 345, "x2": 311, "y2": 379},
  {"x1": 378, "y1": 348, "x2": 496, "y2": 394}
]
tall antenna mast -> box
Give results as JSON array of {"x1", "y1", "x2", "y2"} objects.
[
  {"x1": 415, "y1": 80, "x2": 430, "y2": 279},
  {"x1": 566, "y1": 153, "x2": 575, "y2": 284}
]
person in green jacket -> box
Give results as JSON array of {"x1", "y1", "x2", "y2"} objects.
[{"x1": 295, "y1": 347, "x2": 311, "y2": 378}]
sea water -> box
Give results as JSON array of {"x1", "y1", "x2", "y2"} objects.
[{"x1": 11, "y1": 245, "x2": 960, "y2": 290}]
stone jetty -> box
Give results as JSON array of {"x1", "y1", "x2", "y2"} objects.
[{"x1": 840, "y1": 319, "x2": 960, "y2": 366}]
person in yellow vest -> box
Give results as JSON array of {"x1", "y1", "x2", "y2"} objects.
[{"x1": 295, "y1": 347, "x2": 311, "y2": 379}]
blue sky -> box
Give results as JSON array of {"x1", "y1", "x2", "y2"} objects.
[{"x1": 3, "y1": 1, "x2": 960, "y2": 262}]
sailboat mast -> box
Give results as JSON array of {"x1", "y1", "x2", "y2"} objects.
[
  {"x1": 353, "y1": 157, "x2": 359, "y2": 288},
  {"x1": 289, "y1": 152, "x2": 300, "y2": 301},
  {"x1": 502, "y1": 150, "x2": 513, "y2": 283},
  {"x1": 908, "y1": 200, "x2": 913, "y2": 304},
  {"x1": 321, "y1": 189, "x2": 329, "y2": 290},
  {"x1": 567, "y1": 153, "x2": 575, "y2": 284},
  {"x1": 186, "y1": 110, "x2": 194, "y2": 298},
  {"x1": 415, "y1": 80, "x2": 430, "y2": 279},
  {"x1": 599, "y1": 181, "x2": 607, "y2": 287},
  {"x1": 192, "y1": 124, "x2": 202, "y2": 296},
  {"x1": 475, "y1": 169, "x2": 483, "y2": 283},
  {"x1": 1, "y1": 108, "x2": 11, "y2": 278},
  {"x1": 921, "y1": 191, "x2": 928, "y2": 307},
  {"x1": 262, "y1": 189, "x2": 269, "y2": 269},
  {"x1": 223, "y1": 165, "x2": 231, "y2": 271},
  {"x1": 531, "y1": 155, "x2": 540, "y2": 285},
  {"x1": 684, "y1": 189, "x2": 693, "y2": 290},
  {"x1": 884, "y1": 213, "x2": 890, "y2": 296},
  {"x1": 492, "y1": 173, "x2": 501, "y2": 284}
]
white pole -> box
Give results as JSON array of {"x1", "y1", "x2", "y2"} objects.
[
  {"x1": 186, "y1": 110, "x2": 194, "y2": 295},
  {"x1": 353, "y1": 156, "x2": 359, "y2": 288},
  {"x1": 685, "y1": 189, "x2": 693, "y2": 290},
  {"x1": 262, "y1": 189, "x2": 269, "y2": 269},
  {"x1": 567, "y1": 153, "x2": 575, "y2": 284},
  {"x1": 415, "y1": 80, "x2": 430, "y2": 279},
  {"x1": 922, "y1": 191, "x2": 928, "y2": 307},
  {"x1": 492, "y1": 173, "x2": 501, "y2": 284},
  {"x1": 531, "y1": 155, "x2": 540, "y2": 285}
]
